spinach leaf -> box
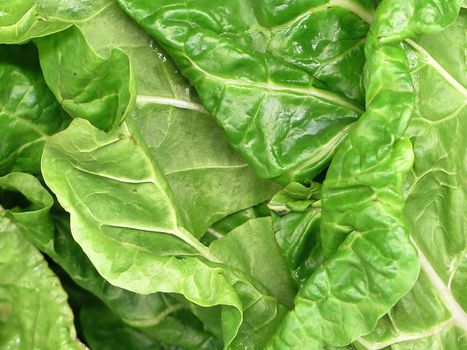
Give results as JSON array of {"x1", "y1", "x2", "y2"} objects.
[
  {"x1": 41, "y1": 118, "x2": 285, "y2": 348},
  {"x1": 117, "y1": 0, "x2": 375, "y2": 183},
  {"x1": 356, "y1": 9, "x2": 467, "y2": 349},
  {"x1": 0, "y1": 173, "x2": 83, "y2": 350},
  {"x1": 0, "y1": 0, "x2": 108, "y2": 44},
  {"x1": 80, "y1": 300, "x2": 222, "y2": 350},
  {"x1": 35, "y1": 25, "x2": 136, "y2": 131},
  {"x1": 0, "y1": 44, "x2": 70, "y2": 176},
  {"x1": 39, "y1": 1, "x2": 279, "y2": 236},
  {"x1": 267, "y1": 0, "x2": 463, "y2": 348}
]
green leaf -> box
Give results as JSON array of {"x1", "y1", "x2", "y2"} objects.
[
  {"x1": 26, "y1": 200, "x2": 224, "y2": 349},
  {"x1": 35, "y1": 25, "x2": 136, "y2": 131},
  {"x1": 267, "y1": 0, "x2": 463, "y2": 348},
  {"x1": 210, "y1": 217, "x2": 296, "y2": 308},
  {"x1": 117, "y1": 0, "x2": 376, "y2": 182},
  {"x1": 41, "y1": 118, "x2": 284, "y2": 348},
  {"x1": 0, "y1": 0, "x2": 109, "y2": 44},
  {"x1": 76, "y1": 2, "x2": 279, "y2": 236},
  {"x1": 356, "y1": 9, "x2": 467, "y2": 349},
  {"x1": 0, "y1": 173, "x2": 83, "y2": 350},
  {"x1": 269, "y1": 182, "x2": 322, "y2": 287},
  {"x1": 207, "y1": 202, "x2": 270, "y2": 239},
  {"x1": 0, "y1": 44, "x2": 70, "y2": 176},
  {"x1": 80, "y1": 301, "x2": 223, "y2": 350}
]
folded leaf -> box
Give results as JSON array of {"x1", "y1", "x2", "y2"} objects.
[
  {"x1": 210, "y1": 217, "x2": 296, "y2": 308},
  {"x1": 0, "y1": 173, "x2": 83, "y2": 350},
  {"x1": 356, "y1": 9, "x2": 467, "y2": 349},
  {"x1": 35, "y1": 26, "x2": 136, "y2": 131},
  {"x1": 0, "y1": 44, "x2": 70, "y2": 176},
  {"x1": 269, "y1": 182, "x2": 323, "y2": 286},
  {"x1": 267, "y1": 0, "x2": 463, "y2": 348},
  {"x1": 0, "y1": 0, "x2": 108, "y2": 44},
  {"x1": 117, "y1": 0, "x2": 377, "y2": 182}
]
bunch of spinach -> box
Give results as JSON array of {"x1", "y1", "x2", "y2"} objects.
[{"x1": 0, "y1": 0, "x2": 465, "y2": 349}]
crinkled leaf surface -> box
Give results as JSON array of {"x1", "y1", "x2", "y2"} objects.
[
  {"x1": 117, "y1": 0, "x2": 377, "y2": 182},
  {"x1": 0, "y1": 44, "x2": 70, "y2": 176},
  {"x1": 35, "y1": 25, "x2": 136, "y2": 131},
  {"x1": 0, "y1": 0, "x2": 108, "y2": 43},
  {"x1": 0, "y1": 173, "x2": 83, "y2": 350},
  {"x1": 267, "y1": 1, "x2": 462, "y2": 348},
  {"x1": 356, "y1": 9, "x2": 467, "y2": 350}
]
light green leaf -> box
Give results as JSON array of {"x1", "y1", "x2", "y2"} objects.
[
  {"x1": 117, "y1": 0, "x2": 377, "y2": 182},
  {"x1": 75, "y1": 2, "x2": 279, "y2": 236},
  {"x1": 0, "y1": 0, "x2": 109, "y2": 44},
  {"x1": 267, "y1": 0, "x2": 463, "y2": 348},
  {"x1": 35, "y1": 25, "x2": 136, "y2": 131},
  {"x1": 41, "y1": 118, "x2": 284, "y2": 348},
  {"x1": 210, "y1": 217, "x2": 296, "y2": 308},
  {"x1": 0, "y1": 44, "x2": 70, "y2": 176},
  {"x1": 0, "y1": 173, "x2": 83, "y2": 350},
  {"x1": 356, "y1": 9, "x2": 467, "y2": 349}
]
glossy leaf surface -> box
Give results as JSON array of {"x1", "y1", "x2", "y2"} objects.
[
  {"x1": 117, "y1": 0, "x2": 377, "y2": 182},
  {"x1": 0, "y1": 44, "x2": 70, "y2": 176},
  {"x1": 356, "y1": 9, "x2": 467, "y2": 349},
  {"x1": 74, "y1": 2, "x2": 279, "y2": 236},
  {"x1": 41, "y1": 118, "x2": 284, "y2": 348},
  {"x1": 267, "y1": 1, "x2": 462, "y2": 348}
]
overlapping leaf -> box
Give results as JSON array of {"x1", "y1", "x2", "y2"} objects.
[
  {"x1": 0, "y1": 44, "x2": 70, "y2": 176},
  {"x1": 0, "y1": 173, "x2": 83, "y2": 350},
  {"x1": 117, "y1": 0, "x2": 378, "y2": 182}
]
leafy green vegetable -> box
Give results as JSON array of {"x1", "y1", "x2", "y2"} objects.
[
  {"x1": 265, "y1": 0, "x2": 463, "y2": 348},
  {"x1": 269, "y1": 182, "x2": 323, "y2": 286},
  {"x1": 39, "y1": 1, "x2": 279, "y2": 236},
  {"x1": 41, "y1": 118, "x2": 285, "y2": 348},
  {"x1": 0, "y1": 0, "x2": 465, "y2": 349},
  {"x1": 0, "y1": 173, "x2": 83, "y2": 350},
  {"x1": 35, "y1": 25, "x2": 136, "y2": 131},
  {"x1": 0, "y1": 0, "x2": 108, "y2": 44},
  {"x1": 356, "y1": 9, "x2": 467, "y2": 349},
  {"x1": 117, "y1": 0, "x2": 375, "y2": 183},
  {"x1": 80, "y1": 300, "x2": 222, "y2": 350},
  {"x1": 0, "y1": 44, "x2": 70, "y2": 176}
]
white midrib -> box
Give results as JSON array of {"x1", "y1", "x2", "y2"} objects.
[
  {"x1": 405, "y1": 39, "x2": 467, "y2": 98},
  {"x1": 136, "y1": 95, "x2": 208, "y2": 114},
  {"x1": 410, "y1": 237, "x2": 467, "y2": 332},
  {"x1": 164, "y1": 163, "x2": 248, "y2": 176},
  {"x1": 329, "y1": 0, "x2": 374, "y2": 23},
  {"x1": 266, "y1": 0, "x2": 373, "y2": 30},
  {"x1": 183, "y1": 55, "x2": 364, "y2": 114},
  {"x1": 357, "y1": 320, "x2": 455, "y2": 350},
  {"x1": 124, "y1": 303, "x2": 184, "y2": 327}
]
